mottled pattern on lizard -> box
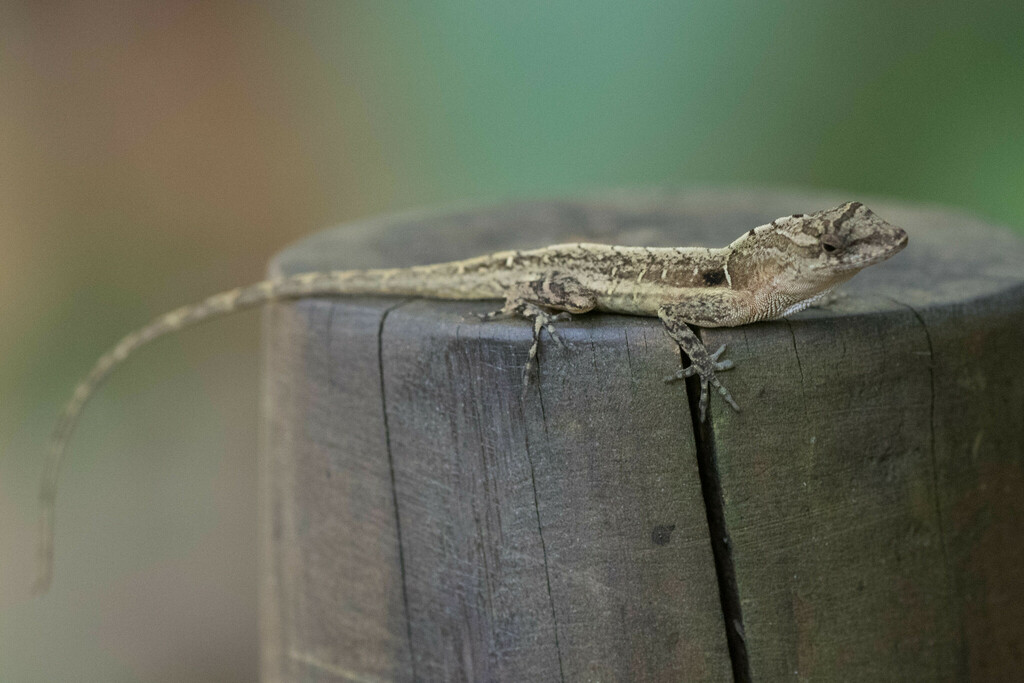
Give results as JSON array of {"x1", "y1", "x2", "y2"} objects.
[{"x1": 33, "y1": 201, "x2": 907, "y2": 593}]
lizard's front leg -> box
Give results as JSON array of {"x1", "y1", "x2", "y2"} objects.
[
  {"x1": 659, "y1": 304, "x2": 740, "y2": 422},
  {"x1": 480, "y1": 273, "x2": 597, "y2": 392}
]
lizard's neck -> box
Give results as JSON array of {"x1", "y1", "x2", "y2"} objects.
[{"x1": 750, "y1": 270, "x2": 855, "y2": 321}]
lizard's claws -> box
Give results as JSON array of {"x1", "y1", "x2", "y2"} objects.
[
  {"x1": 544, "y1": 313, "x2": 571, "y2": 347},
  {"x1": 664, "y1": 344, "x2": 740, "y2": 421},
  {"x1": 664, "y1": 365, "x2": 698, "y2": 382},
  {"x1": 693, "y1": 375, "x2": 740, "y2": 423}
]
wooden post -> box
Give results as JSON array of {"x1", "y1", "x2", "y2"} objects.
[{"x1": 260, "y1": 189, "x2": 1024, "y2": 682}]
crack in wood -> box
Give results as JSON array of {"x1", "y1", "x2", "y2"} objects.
[
  {"x1": 684, "y1": 325, "x2": 752, "y2": 683},
  {"x1": 377, "y1": 299, "x2": 417, "y2": 678},
  {"x1": 529, "y1": 352, "x2": 567, "y2": 683},
  {"x1": 889, "y1": 297, "x2": 954, "y2": 619}
]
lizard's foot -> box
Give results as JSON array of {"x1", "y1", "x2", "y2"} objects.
[
  {"x1": 480, "y1": 275, "x2": 596, "y2": 397},
  {"x1": 476, "y1": 305, "x2": 570, "y2": 344},
  {"x1": 520, "y1": 305, "x2": 570, "y2": 396},
  {"x1": 663, "y1": 344, "x2": 734, "y2": 380},
  {"x1": 664, "y1": 344, "x2": 740, "y2": 422},
  {"x1": 475, "y1": 301, "x2": 572, "y2": 396}
]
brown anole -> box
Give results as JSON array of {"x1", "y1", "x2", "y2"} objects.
[{"x1": 33, "y1": 200, "x2": 907, "y2": 592}]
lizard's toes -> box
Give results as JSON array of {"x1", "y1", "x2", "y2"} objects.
[
  {"x1": 664, "y1": 365, "x2": 698, "y2": 383},
  {"x1": 520, "y1": 347, "x2": 538, "y2": 399},
  {"x1": 539, "y1": 312, "x2": 571, "y2": 347},
  {"x1": 544, "y1": 323, "x2": 566, "y2": 348},
  {"x1": 710, "y1": 376, "x2": 741, "y2": 413},
  {"x1": 698, "y1": 379, "x2": 710, "y2": 422},
  {"x1": 707, "y1": 344, "x2": 735, "y2": 372},
  {"x1": 709, "y1": 344, "x2": 735, "y2": 372},
  {"x1": 471, "y1": 308, "x2": 506, "y2": 322}
]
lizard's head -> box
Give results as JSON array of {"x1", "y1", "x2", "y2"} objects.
[
  {"x1": 769, "y1": 202, "x2": 908, "y2": 275},
  {"x1": 730, "y1": 202, "x2": 908, "y2": 300}
]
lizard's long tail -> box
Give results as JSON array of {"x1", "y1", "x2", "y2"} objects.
[{"x1": 34, "y1": 266, "x2": 504, "y2": 594}]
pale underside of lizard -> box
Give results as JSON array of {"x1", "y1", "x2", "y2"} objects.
[{"x1": 33, "y1": 201, "x2": 907, "y2": 593}]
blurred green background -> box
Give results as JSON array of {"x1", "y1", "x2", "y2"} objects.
[{"x1": 1, "y1": 2, "x2": 1021, "y2": 680}]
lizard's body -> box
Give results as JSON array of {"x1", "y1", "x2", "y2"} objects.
[{"x1": 34, "y1": 201, "x2": 907, "y2": 592}]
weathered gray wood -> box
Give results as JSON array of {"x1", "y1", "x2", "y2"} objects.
[
  {"x1": 910, "y1": 288, "x2": 1024, "y2": 679},
  {"x1": 697, "y1": 200, "x2": 1024, "y2": 680},
  {"x1": 379, "y1": 300, "x2": 570, "y2": 681},
  {"x1": 261, "y1": 298, "x2": 415, "y2": 681},
  {"x1": 520, "y1": 314, "x2": 729, "y2": 680},
  {"x1": 705, "y1": 301, "x2": 953, "y2": 678},
  {"x1": 262, "y1": 189, "x2": 1024, "y2": 682},
  {"x1": 377, "y1": 301, "x2": 730, "y2": 680}
]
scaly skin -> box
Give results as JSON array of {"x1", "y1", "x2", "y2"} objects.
[{"x1": 33, "y1": 201, "x2": 907, "y2": 593}]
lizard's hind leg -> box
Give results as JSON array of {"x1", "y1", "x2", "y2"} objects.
[
  {"x1": 478, "y1": 274, "x2": 597, "y2": 395},
  {"x1": 519, "y1": 304, "x2": 572, "y2": 395}
]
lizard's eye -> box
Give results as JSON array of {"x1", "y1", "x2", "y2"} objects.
[{"x1": 820, "y1": 234, "x2": 842, "y2": 253}]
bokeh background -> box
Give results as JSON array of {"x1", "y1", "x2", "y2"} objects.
[{"x1": 1, "y1": 2, "x2": 1022, "y2": 681}]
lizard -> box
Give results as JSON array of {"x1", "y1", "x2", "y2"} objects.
[{"x1": 33, "y1": 200, "x2": 907, "y2": 593}]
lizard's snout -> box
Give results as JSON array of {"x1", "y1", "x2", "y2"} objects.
[
  {"x1": 873, "y1": 223, "x2": 908, "y2": 264},
  {"x1": 830, "y1": 209, "x2": 908, "y2": 270},
  {"x1": 895, "y1": 228, "x2": 909, "y2": 250}
]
